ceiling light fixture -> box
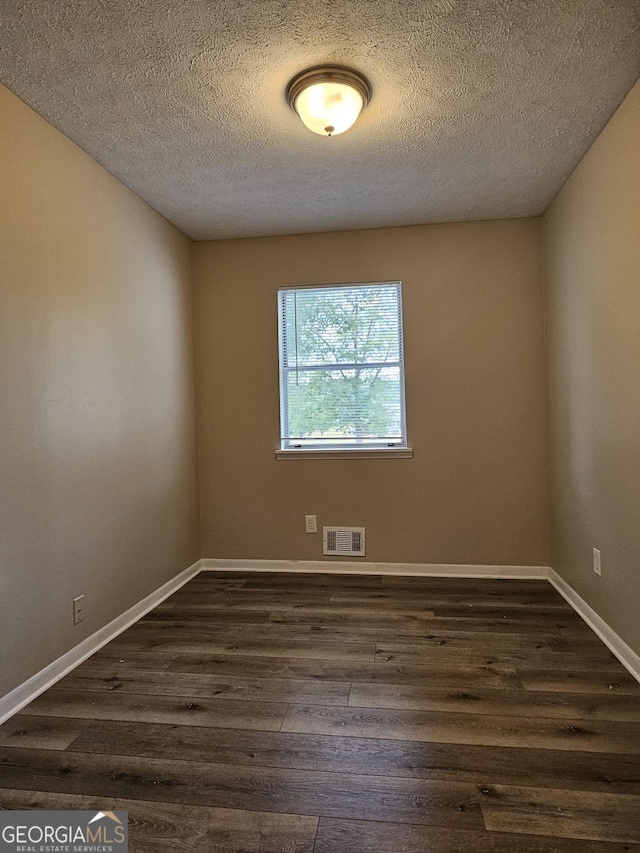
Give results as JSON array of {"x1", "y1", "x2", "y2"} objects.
[{"x1": 286, "y1": 65, "x2": 372, "y2": 137}]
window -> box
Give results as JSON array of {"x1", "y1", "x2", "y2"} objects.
[{"x1": 277, "y1": 281, "x2": 408, "y2": 455}]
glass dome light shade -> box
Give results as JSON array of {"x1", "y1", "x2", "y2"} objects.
[
  {"x1": 294, "y1": 81, "x2": 364, "y2": 136},
  {"x1": 286, "y1": 65, "x2": 371, "y2": 137}
]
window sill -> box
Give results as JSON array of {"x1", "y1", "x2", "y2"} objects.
[{"x1": 275, "y1": 447, "x2": 413, "y2": 460}]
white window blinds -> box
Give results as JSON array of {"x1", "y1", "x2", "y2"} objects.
[{"x1": 278, "y1": 282, "x2": 407, "y2": 450}]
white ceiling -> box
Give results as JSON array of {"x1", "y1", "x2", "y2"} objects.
[{"x1": 1, "y1": 1, "x2": 639, "y2": 240}]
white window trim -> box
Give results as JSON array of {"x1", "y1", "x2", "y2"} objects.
[
  {"x1": 275, "y1": 447, "x2": 413, "y2": 460},
  {"x1": 277, "y1": 280, "x2": 408, "y2": 455}
]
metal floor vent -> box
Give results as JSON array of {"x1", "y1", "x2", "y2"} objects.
[{"x1": 323, "y1": 527, "x2": 366, "y2": 557}]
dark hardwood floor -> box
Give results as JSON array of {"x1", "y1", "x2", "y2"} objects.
[{"x1": 2, "y1": 571, "x2": 640, "y2": 852}]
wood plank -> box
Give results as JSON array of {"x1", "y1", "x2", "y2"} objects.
[
  {"x1": 143, "y1": 612, "x2": 422, "y2": 643},
  {"x1": 165, "y1": 591, "x2": 333, "y2": 609},
  {"x1": 549, "y1": 632, "x2": 621, "y2": 649},
  {"x1": 282, "y1": 704, "x2": 640, "y2": 754},
  {"x1": 140, "y1": 607, "x2": 273, "y2": 624},
  {"x1": 19, "y1": 688, "x2": 288, "y2": 731},
  {"x1": 379, "y1": 577, "x2": 554, "y2": 591},
  {"x1": 221, "y1": 572, "x2": 383, "y2": 585},
  {"x1": 369, "y1": 634, "x2": 555, "y2": 652},
  {"x1": 479, "y1": 784, "x2": 640, "y2": 844},
  {"x1": 431, "y1": 605, "x2": 584, "y2": 621},
  {"x1": 330, "y1": 590, "x2": 572, "y2": 609},
  {"x1": 242, "y1": 582, "x2": 387, "y2": 593},
  {"x1": 54, "y1": 668, "x2": 351, "y2": 706},
  {"x1": 0, "y1": 747, "x2": 484, "y2": 829},
  {"x1": 64, "y1": 717, "x2": 640, "y2": 795},
  {"x1": 314, "y1": 817, "x2": 639, "y2": 852},
  {"x1": 189, "y1": 571, "x2": 252, "y2": 579},
  {"x1": 108, "y1": 632, "x2": 375, "y2": 660},
  {"x1": 374, "y1": 642, "x2": 622, "y2": 670},
  {"x1": 162, "y1": 595, "x2": 437, "y2": 616},
  {"x1": 268, "y1": 609, "x2": 581, "y2": 635},
  {"x1": 519, "y1": 669, "x2": 640, "y2": 695},
  {"x1": 240, "y1": 572, "x2": 382, "y2": 581},
  {"x1": 201, "y1": 574, "x2": 551, "y2": 594},
  {"x1": 349, "y1": 682, "x2": 640, "y2": 721},
  {"x1": 131, "y1": 617, "x2": 560, "y2": 649},
  {"x1": 466, "y1": 612, "x2": 584, "y2": 629},
  {"x1": 0, "y1": 788, "x2": 318, "y2": 853},
  {"x1": 250, "y1": 584, "x2": 564, "y2": 604},
  {"x1": 73, "y1": 649, "x2": 176, "y2": 672},
  {"x1": 0, "y1": 715, "x2": 87, "y2": 750},
  {"x1": 174, "y1": 577, "x2": 248, "y2": 590},
  {"x1": 165, "y1": 653, "x2": 518, "y2": 684},
  {"x1": 229, "y1": 575, "x2": 555, "y2": 594}
]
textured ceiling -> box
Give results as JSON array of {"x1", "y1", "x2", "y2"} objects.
[{"x1": 1, "y1": 1, "x2": 639, "y2": 240}]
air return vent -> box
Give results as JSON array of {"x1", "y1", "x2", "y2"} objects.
[{"x1": 323, "y1": 527, "x2": 366, "y2": 557}]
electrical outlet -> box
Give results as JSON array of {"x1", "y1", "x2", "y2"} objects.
[
  {"x1": 593, "y1": 548, "x2": 602, "y2": 577},
  {"x1": 305, "y1": 514, "x2": 317, "y2": 534},
  {"x1": 73, "y1": 595, "x2": 85, "y2": 625}
]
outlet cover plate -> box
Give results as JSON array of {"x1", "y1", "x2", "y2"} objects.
[
  {"x1": 73, "y1": 595, "x2": 85, "y2": 625},
  {"x1": 593, "y1": 548, "x2": 602, "y2": 576}
]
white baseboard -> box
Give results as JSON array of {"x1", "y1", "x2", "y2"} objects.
[
  {"x1": 201, "y1": 558, "x2": 548, "y2": 579},
  {"x1": 548, "y1": 568, "x2": 640, "y2": 684},
  {"x1": 0, "y1": 560, "x2": 202, "y2": 725}
]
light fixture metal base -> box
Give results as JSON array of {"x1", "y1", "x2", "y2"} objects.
[{"x1": 285, "y1": 65, "x2": 372, "y2": 112}]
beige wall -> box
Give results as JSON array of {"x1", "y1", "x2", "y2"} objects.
[
  {"x1": 0, "y1": 83, "x2": 200, "y2": 697},
  {"x1": 543, "y1": 80, "x2": 640, "y2": 655},
  {"x1": 195, "y1": 220, "x2": 549, "y2": 566}
]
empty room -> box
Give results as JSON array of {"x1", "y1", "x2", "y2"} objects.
[{"x1": 1, "y1": 1, "x2": 639, "y2": 851}]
